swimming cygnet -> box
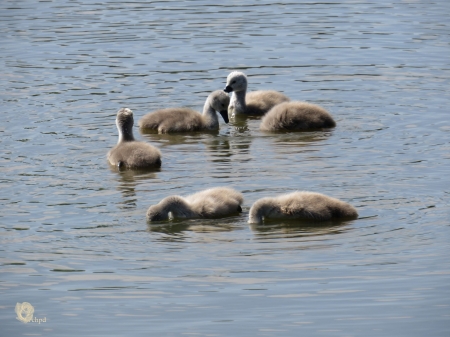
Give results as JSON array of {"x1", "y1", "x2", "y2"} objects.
[
  {"x1": 260, "y1": 101, "x2": 336, "y2": 131},
  {"x1": 138, "y1": 90, "x2": 230, "y2": 133},
  {"x1": 107, "y1": 108, "x2": 161, "y2": 169},
  {"x1": 146, "y1": 187, "x2": 243, "y2": 221},
  {"x1": 248, "y1": 191, "x2": 358, "y2": 224},
  {"x1": 224, "y1": 71, "x2": 290, "y2": 116}
]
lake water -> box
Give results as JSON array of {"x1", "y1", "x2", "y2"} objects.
[{"x1": 1, "y1": 0, "x2": 449, "y2": 336}]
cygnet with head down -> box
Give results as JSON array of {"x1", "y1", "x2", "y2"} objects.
[
  {"x1": 223, "y1": 71, "x2": 290, "y2": 117},
  {"x1": 248, "y1": 191, "x2": 358, "y2": 224},
  {"x1": 107, "y1": 108, "x2": 161, "y2": 169},
  {"x1": 146, "y1": 187, "x2": 243, "y2": 222},
  {"x1": 139, "y1": 90, "x2": 230, "y2": 133},
  {"x1": 260, "y1": 101, "x2": 336, "y2": 131}
]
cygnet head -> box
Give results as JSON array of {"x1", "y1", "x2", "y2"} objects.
[
  {"x1": 209, "y1": 90, "x2": 230, "y2": 123},
  {"x1": 224, "y1": 71, "x2": 248, "y2": 94},
  {"x1": 146, "y1": 204, "x2": 170, "y2": 222},
  {"x1": 146, "y1": 196, "x2": 174, "y2": 221},
  {"x1": 116, "y1": 107, "x2": 135, "y2": 142},
  {"x1": 146, "y1": 195, "x2": 194, "y2": 222}
]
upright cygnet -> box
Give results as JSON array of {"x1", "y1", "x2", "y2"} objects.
[
  {"x1": 138, "y1": 90, "x2": 230, "y2": 134},
  {"x1": 107, "y1": 108, "x2": 161, "y2": 169},
  {"x1": 248, "y1": 191, "x2": 358, "y2": 224},
  {"x1": 260, "y1": 101, "x2": 336, "y2": 131},
  {"x1": 224, "y1": 71, "x2": 290, "y2": 116},
  {"x1": 146, "y1": 187, "x2": 243, "y2": 222}
]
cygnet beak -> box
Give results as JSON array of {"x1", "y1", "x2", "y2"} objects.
[
  {"x1": 223, "y1": 85, "x2": 233, "y2": 93},
  {"x1": 219, "y1": 110, "x2": 229, "y2": 124}
]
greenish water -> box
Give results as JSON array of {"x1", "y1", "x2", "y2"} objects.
[{"x1": 1, "y1": 0, "x2": 449, "y2": 336}]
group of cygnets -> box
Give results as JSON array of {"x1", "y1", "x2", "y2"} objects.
[{"x1": 107, "y1": 71, "x2": 358, "y2": 224}]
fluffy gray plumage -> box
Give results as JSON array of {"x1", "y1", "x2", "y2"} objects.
[
  {"x1": 224, "y1": 71, "x2": 290, "y2": 116},
  {"x1": 138, "y1": 90, "x2": 230, "y2": 133},
  {"x1": 107, "y1": 108, "x2": 161, "y2": 169},
  {"x1": 146, "y1": 187, "x2": 243, "y2": 222},
  {"x1": 260, "y1": 101, "x2": 336, "y2": 131},
  {"x1": 248, "y1": 191, "x2": 358, "y2": 224}
]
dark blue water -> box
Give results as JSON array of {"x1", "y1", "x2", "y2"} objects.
[{"x1": 1, "y1": 0, "x2": 449, "y2": 336}]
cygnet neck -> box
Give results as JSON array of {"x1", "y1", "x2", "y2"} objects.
[
  {"x1": 160, "y1": 196, "x2": 198, "y2": 219},
  {"x1": 248, "y1": 207, "x2": 264, "y2": 224},
  {"x1": 117, "y1": 120, "x2": 135, "y2": 143},
  {"x1": 248, "y1": 199, "x2": 279, "y2": 224},
  {"x1": 230, "y1": 90, "x2": 247, "y2": 114},
  {"x1": 201, "y1": 96, "x2": 220, "y2": 129}
]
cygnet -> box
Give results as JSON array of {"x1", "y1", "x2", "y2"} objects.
[
  {"x1": 139, "y1": 90, "x2": 230, "y2": 133},
  {"x1": 248, "y1": 191, "x2": 358, "y2": 224},
  {"x1": 260, "y1": 101, "x2": 336, "y2": 131},
  {"x1": 107, "y1": 108, "x2": 161, "y2": 169},
  {"x1": 147, "y1": 187, "x2": 243, "y2": 221},
  {"x1": 224, "y1": 71, "x2": 290, "y2": 116}
]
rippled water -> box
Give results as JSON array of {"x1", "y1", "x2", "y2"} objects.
[{"x1": 1, "y1": 0, "x2": 450, "y2": 336}]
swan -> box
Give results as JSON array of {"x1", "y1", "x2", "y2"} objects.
[
  {"x1": 146, "y1": 187, "x2": 243, "y2": 221},
  {"x1": 138, "y1": 90, "x2": 230, "y2": 133},
  {"x1": 107, "y1": 108, "x2": 161, "y2": 169},
  {"x1": 223, "y1": 71, "x2": 290, "y2": 116},
  {"x1": 248, "y1": 191, "x2": 358, "y2": 224},
  {"x1": 260, "y1": 101, "x2": 336, "y2": 131}
]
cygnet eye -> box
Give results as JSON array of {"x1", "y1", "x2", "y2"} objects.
[{"x1": 232, "y1": 80, "x2": 236, "y2": 84}]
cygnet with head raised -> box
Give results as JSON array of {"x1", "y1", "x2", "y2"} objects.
[
  {"x1": 223, "y1": 71, "x2": 290, "y2": 117},
  {"x1": 139, "y1": 90, "x2": 230, "y2": 134},
  {"x1": 248, "y1": 191, "x2": 358, "y2": 224},
  {"x1": 107, "y1": 108, "x2": 161, "y2": 169},
  {"x1": 146, "y1": 187, "x2": 243, "y2": 222},
  {"x1": 260, "y1": 101, "x2": 336, "y2": 131}
]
